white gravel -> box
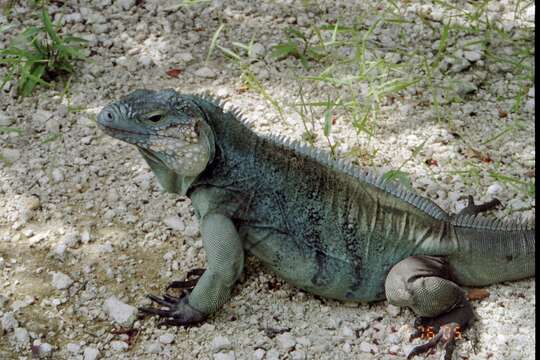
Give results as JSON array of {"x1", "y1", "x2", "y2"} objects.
[
  {"x1": 0, "y1": 1, "x2": 535, "y2": 360},
  {"x1": 83, "y1": 346, "x2": 100, "y2": 360},
  {"x1": 51, "y1": 271, "x2": 73, "y2": 290},
  {"x1": 103, "y1": 296, "x2": 137, "y2": 326}
]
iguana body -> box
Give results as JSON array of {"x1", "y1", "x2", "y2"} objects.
[{"x1": 97, "y1": 89, "x2": 535, "y2": 358}]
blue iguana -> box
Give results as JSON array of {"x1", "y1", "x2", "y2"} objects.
[{"x1": 96, "y1": 89, "x2": 535, "y2": 359}]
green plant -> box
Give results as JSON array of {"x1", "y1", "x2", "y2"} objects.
[
  {"x1": 207, "y1": 1, "x2": 533, "y2": 197},
  {"x1": 212, "y1": 33, "x2": 287, "y2": 122},
  {"x1": 0, "y1": 8, "x2": 87, "y2": 97},
  {"x1": 488, "y1": 170, "x2": 535, "y2": 197},
  {"x1": 206, "y1": 23, "x2": 225, "y2": 64},
  {"x1": 381, "y1": 139, "x2": 427, "y2": 189},
  {"x1": 270, "y1": 27, "x2": 326, "y2": 69}
]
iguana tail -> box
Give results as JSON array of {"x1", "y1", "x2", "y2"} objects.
[{"x1": 447, "y1": 215, "x2": 535, "y2": 286}]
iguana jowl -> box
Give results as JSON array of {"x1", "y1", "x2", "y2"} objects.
[{"x1": 97, "y1": 89, "x2": 535, "y2": 359}]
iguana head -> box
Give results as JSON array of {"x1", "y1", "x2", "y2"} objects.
[{"x1": 97, "y1": 89, "x2": 215, "y2": 194}]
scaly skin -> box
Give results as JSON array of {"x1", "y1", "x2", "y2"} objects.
[{"x1": 97, "y1": 89, "x2": 535, "y2": 359}]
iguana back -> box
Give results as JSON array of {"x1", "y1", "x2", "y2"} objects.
[{"x1": 188, "y1": 95, "x2": 461, "y2": 301}]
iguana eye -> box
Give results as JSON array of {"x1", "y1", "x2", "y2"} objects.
[{"x1": 147, "y1": 114, "x2": 163, "y2": 122}]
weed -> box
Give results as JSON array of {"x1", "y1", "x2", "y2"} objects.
[
  {"x1": 382, "y1": 139, "x2": 428, "y2": 189},
  {"x1": 270, "y1": 27, "x2": 326, "y2": 69},
  {"x1": 207, "y1": 1, "x2": 534, "y2": 199},
  {"x1": 214, "y1": 34, "x2": 286, "y2": 122},
  {"x1": 41, "y1": 132, "x2": 62, "y2": 144},
  {"x1": 0, "y1": 8, "x2": 87, "y2": 97},
  {"x1": 206, "y1": 23, "x2": 225, "y2": 64},
  {"x1": 0, "y1": 125, "x2": 23, "y2": 134},
  {"x1": 489, "y1": 170, "x2": 535, "y2": 197}
]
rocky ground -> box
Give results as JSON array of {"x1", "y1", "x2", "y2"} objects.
[{"x1": 0, "y1": 1, "x2": 535, "y2": 359}]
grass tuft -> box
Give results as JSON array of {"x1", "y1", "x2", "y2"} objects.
[{"x1": 0, "y1": 8, "x2": 87, "y2": 97}]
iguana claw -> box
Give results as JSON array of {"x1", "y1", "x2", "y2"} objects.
[
  {"x1": 166, "y1": 268, "x2": 206, "y2": 291},
  {"x1": 407, "y1": 322, "x2": 462, "y2": 360},
  {"x1": 139, "y1": 268, "x2": 207, "y2": 326},
  {"x1": 139, "y1": 293, "x2": 206, "y2": 326}
]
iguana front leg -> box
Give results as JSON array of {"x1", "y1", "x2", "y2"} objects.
[
  {"x1": 140, "y1": 213, "x2": 244, "y2": 325},
  {"x1": 385, "y1": 256, "x2": 475, "y2": 359}
]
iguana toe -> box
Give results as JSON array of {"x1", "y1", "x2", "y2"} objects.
[
  {"x1": 166, "y1": 268, "x2": 206, "y2": 291},
  {"x1": 139, "y1": 293, "x2": 206, "y2": 326}
]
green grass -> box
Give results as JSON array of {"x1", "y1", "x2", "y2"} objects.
[
  {"x1": 207, "y1": 1, "x2": 534, "y2": 198},
  {"x1": 381, "y1": 139, "x2": 427, "y2": 189},
  {"x1": 270, "y1": 26, "x2": 327, "y2": 69},
  {"x1": 0, "y1": 8, "x2": 87, "y2": 97}
]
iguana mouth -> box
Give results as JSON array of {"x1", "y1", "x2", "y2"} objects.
[
  {"x1": 99, "y1": 124, "x2": 183, "y2": 140},
  {"x1": 97, "y1": 124, "x2": 151, "y2": 137},
  {"x1": 138, "y1": 147, "x2": 166, "y2": 166}
]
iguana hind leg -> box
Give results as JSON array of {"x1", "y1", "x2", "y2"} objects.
[
  {"x1": 385, "y1": 256, "x2": 475, "y2": 360},
  {"x1": 139, "y1": 213, "x2": 244, "y2": 326},
  {"x1": 457, "y1": 195, "x2": 501, "y2": 216}
]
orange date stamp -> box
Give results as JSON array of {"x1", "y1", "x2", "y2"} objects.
[{"x1": 417, "y1": 325, "x2": 463, "y2": 340}]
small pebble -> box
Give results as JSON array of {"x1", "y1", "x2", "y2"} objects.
[
  {"x1": 51, "y1": 272, "x2": 73, "y2": 290},
  {"x1": 83, "y1": 346, "x2": 100, "y2": 360},
  {"x1": 103, "y1": 296, "x2": 137, "y2": 326},
  {"x1": 1, "y1": 148, "x2": 21, "y2": 162},
  {"x1": 250, "y1": 43, "x2": 266, "y2": 58},
  {"x1": 0, "y1": 112, "x2": 12, "y2": 126},
  {"x1": 145, "y1": 341, "x2": 161, "y2": 353},
  {"x1": 13, "y1": 327, "x2": 29, "y2": 345},
  {"x1": 194, "y1": 67, "x2": 217, "y2": 78},
  {"x1": 253, "y1": 348, "x2": 265, "y2": 360},
  {"x1": 487, "y1": 183, "x2": 503, "y2": 195},
  {"x1": 290, "y1": 350, "x2": 306, "y2": 360},
  {"x1": 184, "y1": 223, "x2": 199, "y2": 237},
  {"x1": 2, "y1": 313, "x2": 18, "y2": 332},
  {"x1": 276, "y1": 333, "x2": 296, "y2": 351},
  {"x1": 178, "y1": 51, "x2": 194, "y2": 62},
  {"x1": 387, "y1": 304, "x2": 401, "y2": 317},
  {"x1": 341, "y1": 325, "x2": 354, "y2": 337},
  {"x1": 66, "y1": 343, "x2": 81, "y2": 353},
  {"x1": 359, "y1": 341, "x2": 378, "y2": 353},
  {"x1": 507, "y1": 198, "x2": 527, "y2": 210},
  {"x1": 214, "y1": 351, "x2": 236, "y2": 360},
  {"x1": 212, "y1": 336, "x2": 232, "y2": 352},
  {"x1": 159, "y1": 333, "x2": 175, "y2": 345},
  {"x1": 52, "y1": 169, "x2": 64, "y2": 183},
  {"x1": 139, "y1": 55, "x2": 153, "y2": 67},
  {"x1": 38, "y1": 343, "x2": 53, "y2": 357},
  {"x1": 456, "y1": 81, "x2": 478, "y2": 96},
  {"x1": 163, "y1": 215, "x2": 185, "y2": 231},
  {"x1": 110, "y1": 341, "x2": 128, "y2": 351},
  {"x1": 265, "y1": 349, "x2": 280, "y2": 360},
  {"x1": 117, "y1": 0, "x2": 136, "y2": 10},
  {"x1": 463, "y1": 50, "x2": 482, "y2": 62}
]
